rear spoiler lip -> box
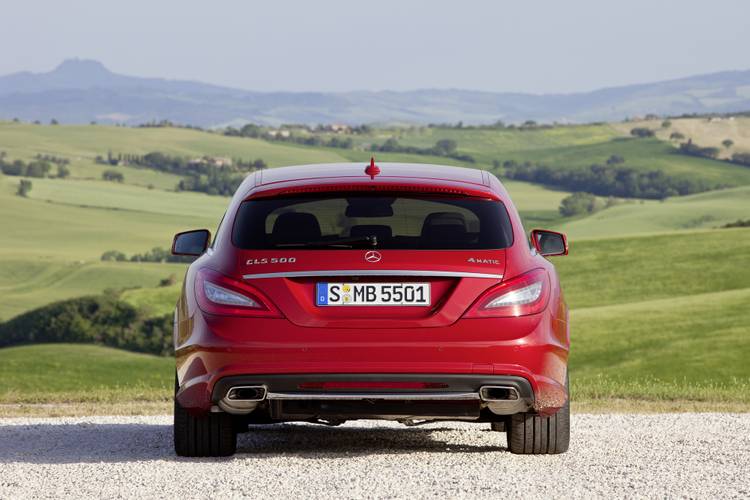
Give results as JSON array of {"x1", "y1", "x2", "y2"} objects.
[
  {"x1": 242, "y1": 269, "x2": 504, "y2": 280},
  {"x1": 243, "y1": 181, "x2": 500, "y2": 201}
]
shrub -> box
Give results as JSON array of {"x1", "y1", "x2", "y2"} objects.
[
  {"x1": 102, "y1": 169, "x2": 124, "y2": 182},
  {"x1": 678, "y1": 141, "x2": 720, "y2": 159},
  {"x1": 559, "y1": 192, "x2": 601, "y2": 217},
  {"x1": 16, "y1": 179, "x2": 32, "y2": 197},
  {"x1": 25, "y1": 160, "x2": 52, "y2": 178},
  {"x1": 433, "y1": 139, "x2": 458, "y2": 155},
  {"x1": 159, "y1": 274, "x2": 178, "y2": 287},
  {"x1": 730, "y1": 153, "x2": 750, "y2": 167},
  {"x1": 630, "y1": 127, "x2": 655, "y2": 138},
  {"x1": 0, "y1": 294, "x2": 173, "y2": 356},
  {"x1": 101, "y1": 250, "x2": 128, "y2": 262},
  {"x1": 56, "y1": 164, "x2": 70, "y2": 178},
  {"x1": 0, "y1": 158, "x2": 52, "y2": 178},
  {"x1": 722, "y1": 219, "x2": 750, "y2": 228},
  {"x1": 606, "y1": 155, "x2": 625, "y2": 165}
]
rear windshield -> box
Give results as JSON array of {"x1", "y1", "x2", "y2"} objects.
[{"x1": 232, "y1": 195, "x2": 514, "y2": 250}]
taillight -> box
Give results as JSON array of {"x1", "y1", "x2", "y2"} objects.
[
  {"x1": 464, "y1": 268, "x2": 550, "y2": 318},
  {"x1": 195, "y1": 268, "x2": 282, "y2": 317}
]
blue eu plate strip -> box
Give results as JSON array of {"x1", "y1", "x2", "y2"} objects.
[{"x1": 316, "y1": 282, "x2": 328, "y2": 306}]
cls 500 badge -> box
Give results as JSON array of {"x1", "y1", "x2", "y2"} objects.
[{"x1": 246, "y1": 257, "x2": 297, "y2": 265}]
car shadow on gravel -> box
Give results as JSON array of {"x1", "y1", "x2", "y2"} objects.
[{"x1": 0, "y1": 422, "x2": 508, "y2": 464}]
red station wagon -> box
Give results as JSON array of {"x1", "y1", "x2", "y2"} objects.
[{"x1": 171, "y1": 160, "x2": 570, "y2": 456}]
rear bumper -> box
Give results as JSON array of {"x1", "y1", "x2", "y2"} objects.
[
  {"x1": 210, "y1": 373, "x2": 535, "y2": 420},
  {"x1": 175, "y1": 313, "x2": 569, "y2": 416}
]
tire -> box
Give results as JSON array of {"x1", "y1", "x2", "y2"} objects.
[
  {"x1": 174, "y1": 376, "x2": 237, "y2": 457},
  {"x1": 490, "y1": 421, "x2": 506, "y2": 432},
  {"x1": 507, "y1": 378, "x2": 570, "y2": 455}
]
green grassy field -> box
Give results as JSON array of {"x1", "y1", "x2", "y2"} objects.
[
  {"x1": 3, "y1": 228, "x2": 745, "y2": 409},
  {"x1": 1, "y1": 120, "x2": 750, "y2": 412},
  {"x1": 0, "y1": 344, "x2": 172, "y2": 403},
  {"x1": 501, "y1": 137, "x2": 750, "y2": 185},
  {"x1": 0, "y1": 174, "x2": 195, "y2": 319},
  {"x1": 571, "y1": 288, "x2": 750, "y2": 400},
  {"x1": 556, "y1": 228, "x2": 750, "y2": 309},
  {"x1": 558, "y1": 186, "x2": 750, "y2": 239},
  {"x1": 337, "y1": 122, "x2": 750, "y2": 186},
  {"x1": 0, "y1": 260, "x2": 184, "y2": 321},
  {"x1": 558, "y1": 229, "x2": 750, "y2": 404},
  {"x1": 120, "y1": 284, "x2": 181, "y2": 317},
  {"x1": 613, "y1": 116, "x2": 750, "y2": 158},
  {"x1": 0, "y1": 121, "x2": 347, "y2": 184},
  {"x1": 0, "y1": 158, "x2": 570, "y2": 320},
  {"x1": 339, "y1": 123, "x2": 622, "y2": 155},
  {"x1": 0, "y1": 176, "x2": 219, "y2": 260}
]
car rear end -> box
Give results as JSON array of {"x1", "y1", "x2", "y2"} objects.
[{"x1": 173, "y1": 163, "x2": 570, "y2": 456}]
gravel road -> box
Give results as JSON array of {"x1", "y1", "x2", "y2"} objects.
[{"x1": 1, "y1": 413, "x2": 748, "y2": 499}]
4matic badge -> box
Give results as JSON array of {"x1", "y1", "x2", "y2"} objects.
[{"x1": 467, "y1": 257, "x2": 500, "y2": 265}]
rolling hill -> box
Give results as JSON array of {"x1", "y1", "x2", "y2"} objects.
[
  {"x1": 2, "y1": 119, "x2": 749, "y2": 319},
  {"x1": 3, "y1": 229, "x2": 748, "y2": 407},
  {"x1": 557, "y1": 186, "x2": 750, "y2": 239},
  {"x1": 561, "y1": 228, "x2": 750, "y2": 403},
  {"x1": 347, "y1": 125, "x2": 750, "y2": 186},
  {"x1": 2, "y1": 59, "x2": 750, "y2": 126},
  {"x1": 0, "y1": 344, "x2": 172, "y2": 403},
  {"x1": 1, "y1": 118, "x2": 749, "y2": 409}
]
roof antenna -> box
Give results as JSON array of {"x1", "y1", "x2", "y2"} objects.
[{"x1": 365, "y1": 156, "x2": 381, "y2": 179}]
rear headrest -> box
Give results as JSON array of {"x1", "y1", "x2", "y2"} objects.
[
  {"x1": 271, "y1": 212, "x2": 321, "y2": 244},
  {"x1": 420, "y1": 212, "x2": 468, "y2": 247},
  {"x1": 350, "y1": 225, "x2": 393, "y2": 242},
  {"x1": 421, "y1": 212, "x2": 467, "y2": 235}
]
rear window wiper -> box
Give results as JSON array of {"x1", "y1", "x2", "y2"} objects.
[{"x1": 275, "y1": 235, "x2": 378, "y2": 248}]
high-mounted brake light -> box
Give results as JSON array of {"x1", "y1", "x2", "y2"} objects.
[
  {"x1": 195, "y1": 269, "x2": 282, "y2": 317},
  {"x1": 464, "y1": 268, "x2": 550, "y2": 318}
]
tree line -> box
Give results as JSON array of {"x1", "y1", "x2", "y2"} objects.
[
  {"x1": 101, "y1": 247, "x2": 194, "y2": 263},
  {"x1": 0, "y1": 154, "x2": 69, "y2": 179},
  {"x1": 98, "y1": 151, "x2": 267, "y2": 195},
  {"x1": 223, "y1": 123, "x2": 366, "y2": 149},
  {"x1": 675, "y1": 139, "x2": 750, "y2": 168},
  {"x1": 426, "y1": 119, "x2": 562, "y2": 131},
  {"x1": 370, "y1": 138, "x2": 476, "y2": 163},
  {"x1": 501, "y1": 160, "x2": 716, "y2": 199}
]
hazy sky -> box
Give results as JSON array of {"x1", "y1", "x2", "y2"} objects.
[{"x1": 2, "y1": 0, "x2": 749, "y2": 93}]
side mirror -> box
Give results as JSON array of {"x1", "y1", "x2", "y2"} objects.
[
  {"x1": 531, "y1": 229, "x2": 568, "y2": 257},
  {"x1": 172, "y1": 229, "x2": 211, "y2": 256}
]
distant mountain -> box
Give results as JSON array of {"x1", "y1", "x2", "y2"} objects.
[{"x1": 1, "y1": 59, "x2": 750, "y2": 127}]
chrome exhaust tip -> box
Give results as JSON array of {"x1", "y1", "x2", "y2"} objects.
[
  {"x1": 479, "y1": 385, "x2": 528, "y2": 415},
  {"x1": 227, "y1": 386, "x2": 267, "y2": 402},
  {"x1": 479, "y1": 386, "x2": 519, "y2": 402},
  {"x1": 218, "y1": 385, "x2": 267, "y2": 414}
]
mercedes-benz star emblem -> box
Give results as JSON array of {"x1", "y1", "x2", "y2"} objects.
[{"x1": 364, "y1": 250, "x2": 382, "y2": 263}]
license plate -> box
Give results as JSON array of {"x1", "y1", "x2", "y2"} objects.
[{"x1": 316, "y1": 282, "x2": 430, "y2": 306}]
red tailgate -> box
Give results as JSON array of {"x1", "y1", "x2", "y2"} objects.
[{"x1": 235, "y1": 249, "x2": 505, "y2": 328}]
